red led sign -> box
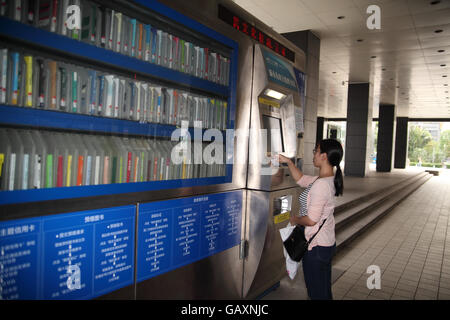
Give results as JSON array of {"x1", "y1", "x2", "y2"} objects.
[{"x1": 218, "y1": 4, "x2": 295, "y2": 63}]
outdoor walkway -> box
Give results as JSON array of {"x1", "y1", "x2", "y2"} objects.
[
  {"x1": 263, "y1": 168, "x2": 450, "y2": 300},
  {"x1": 332, "y1": 169, "x2": 450, "y2": 300}
]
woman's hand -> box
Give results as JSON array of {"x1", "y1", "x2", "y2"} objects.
[
  {"x1": 278, "y1": 154, "x2": 291, "y2": 164},
  {"x1": 289, "y1": 215, "x2": 298, "y2": 226}
]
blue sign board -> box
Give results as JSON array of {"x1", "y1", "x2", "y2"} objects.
[
  {"x1": 0, "y1": 205, "x2": 135, "y2": 300},
  {"x1": 294, "y1": 67, "x2": 306, "y2": 109},
  {"x1": 137, "y1": 190, "x2": 243, "y2": 282},
  {"x1": 261, "y1": 47, "x2": 298, "y2": 91}
]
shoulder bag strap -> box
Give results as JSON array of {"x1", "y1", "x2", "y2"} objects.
[{"x1": 307, "y1": 218, "x2": 327, "y2": 245}]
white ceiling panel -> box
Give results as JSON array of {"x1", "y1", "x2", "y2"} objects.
[
  {"x1": 232, "y1": 0, "x2": 450, "y2": 118},
  {"x1": 301, "y1": 0, "x2": 356, "y2": 14}
]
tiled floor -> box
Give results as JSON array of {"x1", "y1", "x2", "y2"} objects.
[
  {"x1": 333, "y1": 170, "x2": 450, "y2": 300},
  {"x1": 263, "y1": 168, "x2": 450, "y2": 300}
]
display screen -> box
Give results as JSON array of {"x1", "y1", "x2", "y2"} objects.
[
  {"x1": 218, "y1": 4, "x2": 295, "y2": 63},
  {"x1": 262, "y1": 115, "x2": 284, "y2": 153}
]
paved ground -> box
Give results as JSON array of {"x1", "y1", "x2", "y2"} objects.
[{"x1": 263, "y1": 169, "x2": 450, "y2": 300}]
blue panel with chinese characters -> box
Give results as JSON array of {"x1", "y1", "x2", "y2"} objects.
[
  {"x1": 137, "y1": 190, "x2": 243, "y2": 282},
  {"x1": 0, "y1": 205, "x2": 135, "y2": 300}
]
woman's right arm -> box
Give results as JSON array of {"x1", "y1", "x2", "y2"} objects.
[{"x1": 278, "y1": 154, "x2": 303, "y2": 182}]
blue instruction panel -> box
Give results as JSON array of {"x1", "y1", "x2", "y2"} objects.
[
  {"x1": 0, "y1": 205, "x2": 135, "y2": 300},
  {"x1": 137, "y1": 190, "x2": 243, "y2": 282}
]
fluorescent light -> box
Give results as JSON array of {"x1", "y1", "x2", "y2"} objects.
[{"x1": 264, "y1": 89, "x2": 286, "y2": 100}]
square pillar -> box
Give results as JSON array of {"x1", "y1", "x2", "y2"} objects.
[
  {"x1": 344, "y1": 83, "x2": 374, "y2": 177},
  {"x1": 394, "y1": 117, "x2": 409, "y2": 168},
  {"x1": 377, "y1": 104, "x2": 396, "y2": 172}
]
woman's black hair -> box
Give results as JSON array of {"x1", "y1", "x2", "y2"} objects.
[{"x1": 318, "y1": 139, "x2": 344, "y2": 196}]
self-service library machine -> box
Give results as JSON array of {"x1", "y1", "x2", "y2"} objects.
[{"x1": 0, "y1": 0, "x2": 307, "y2": 300}]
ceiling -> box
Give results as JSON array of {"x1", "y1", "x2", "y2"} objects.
[{"x1": 231, "y1": 0, "x2": 450, "y2": 119}]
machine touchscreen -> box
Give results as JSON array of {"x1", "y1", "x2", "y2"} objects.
[{"x1": 262, "y1": 115, "x2": 284, "y2": 153}]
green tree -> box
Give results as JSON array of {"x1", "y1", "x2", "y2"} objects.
[
  {"x1": 439, "y1": 130, "x2": 450, "y2": 161},
  {"x1": 408, "y1": 126, "x2": 432, "y2": 162}
]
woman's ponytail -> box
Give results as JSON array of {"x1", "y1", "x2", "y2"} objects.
[{"x1": 334, "y1": 165, "x2": 343, "y2": 196}]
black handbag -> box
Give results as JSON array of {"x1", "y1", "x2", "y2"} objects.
[{"x1": 283, "y1": 219, "x2": 327, "y2": 262}]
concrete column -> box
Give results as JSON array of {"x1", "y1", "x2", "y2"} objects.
[
  {"x1": 376, "y1": 104, "x2": 396, "y2": 172},
  {"x1": 344, "y1": 83, "x2": 374, "y2": 177},
  {"x1": 316, "y1": 116, "x2": 324, "y2": 144},
  {"x1": 282, "y1": 30, "x2": 320, "y2": 175},
  {"x1": 394, "y1": 117, "x2": 409, "y2": 168}
]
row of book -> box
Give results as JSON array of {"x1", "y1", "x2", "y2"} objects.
[
  {"x1": 0, "y1": 128, "x2": 226, "y2": 191},
  {"x1": 0, "y1": 49, "x2": 228, "y2": 129},
  {"x1": 1, "y1": 0, "x2": 231, "y2": 86}
]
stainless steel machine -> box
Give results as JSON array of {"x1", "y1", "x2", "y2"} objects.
[{"x1": 243, "y1": 44, "x2": 305, "y2": 299}]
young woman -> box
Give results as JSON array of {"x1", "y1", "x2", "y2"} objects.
[{"x1": 278, "y1": 138, "x2": 344, "y2": 300}]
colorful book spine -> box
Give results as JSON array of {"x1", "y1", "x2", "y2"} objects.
[
  {"x1": 1, "y1": 49, "x2": 8, "y2": 104},
  {"x1": 108, "y1": 9, "x2": 115, "y2": 50},
  {"x1": 100, "y1": 7, "x2": 106, "y2": 47},
  {"x1": 138, "y1": 23, "x2": 143, "y2": 59},
  {"x1": 37, "y1": 59, "x2": 46, "y2": 108},
  {"x1": 49, "y1": 61, "x2": 57, "y2": 109},
  {"x1": 97, "y1": 75, "x2": 104, "y2": 115},
  {"x1": 103, "y1": 155, "x2": 109, "y2": 184},
  {"x1": 60, "y1": 0, "x2": 69, "y2": 36},
  {"x1": 135, "y1": 82, "x2": 141, "y2": 121},
  {"x1": 56, "y1": 155, "x2": 63, "y2": 187},
  {"x1": 11, "y1": 52, "x2": 19, "y2": 105},
  {"x1": 94, "y1": 155, "x2": 100, "y2": 185},
  {"x1": 88, "y1": 70, "x2": 96, "y2": 114},
  {"x1": 50, "y1": 0, "x2": 58, "y2": 32},
  {"x1": 113, "y1": 77, "x2": 120, "y2": 118},
  {"x1": 105, "y1": 75, "x2": 114, "y2": 117},
  {"x1": 59, "y1": 66, "x2": 67, "y2": 110},
  {"x1": 33, "y1": 154, "x2": 41, "y2": 189},
  {"x1": 133, "y1": 156, "x2": 138, "y2": 182},
  {"x1": 151, "y1": 27, "x2": 157, "y2": 63},
  {"x1": 85, "y1": 155, "x2": 92, "y2": 185},
  {"x1": 126, "y1": 151, "x2": 132, "y2": 182},
  {"x1": 24, "y1": 56, "x2": 33, "y2": 107},
  {"x1": 77, "y1": 155, "x2": 84, "y2": 186},
  {"x1": 111, "y1": 156, "x2": 116, "y2": 183},
  {"x1": 144, "y1": 25, "x2": 151, "y2": 61},
  {"x1": 90, "y1": 4, "x2": 97, "y2": 43},
  {"x1": 129, "y1": 81, "x2": 135, "y2": 119},
  {"x1": 130, "y1": 19, "x2": 137, "y2": 57},
  {"x1": 14, "y1": 0, "x2": 22, "y2": 21},
  {"x1": 180, "y1": 39, "x2": 185, "y2": 72},
  {"x1": 204, "y1": 48, "x2": 209, "y2": 80},
  {"x1": 157, "y1": 29, "x2": 162, "y2": 65},
  {"x1": 72, "y1": 70, "x2": 78, "y2": 113},
  {"x1": 45, "y1": 154, "x2": 53, "y2": 188},
  {"x1": 22, "y1": 154, "x2": 29, "y2": 189},
  {"x1": 8, "y1": 153, "x2": 16, "y2": 190},
  {"x1": 66, "y1": 154, "x2": 72, "y2": 186},
  {"x1": 115, "y1": 12, "x2": 122, "y2": 52}
]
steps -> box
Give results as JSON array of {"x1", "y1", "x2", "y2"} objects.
[{"x1": 335, "y1": 171, "x2": 433, "y2": 252}]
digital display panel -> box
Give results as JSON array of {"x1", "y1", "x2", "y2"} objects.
[{"x1": 218, "y1": 4, "x2": 295, "y2": 63}]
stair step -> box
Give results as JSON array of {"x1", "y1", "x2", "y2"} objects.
[
  {"x1": 335, "y1": 173, "x2": 432, "y2": 251},
  {"x1": 334, "y1": 171, "x2": 429, "y2": 215},
  {"x1": 334, "y1": 172, "x2": 429, "y2": 231}
]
